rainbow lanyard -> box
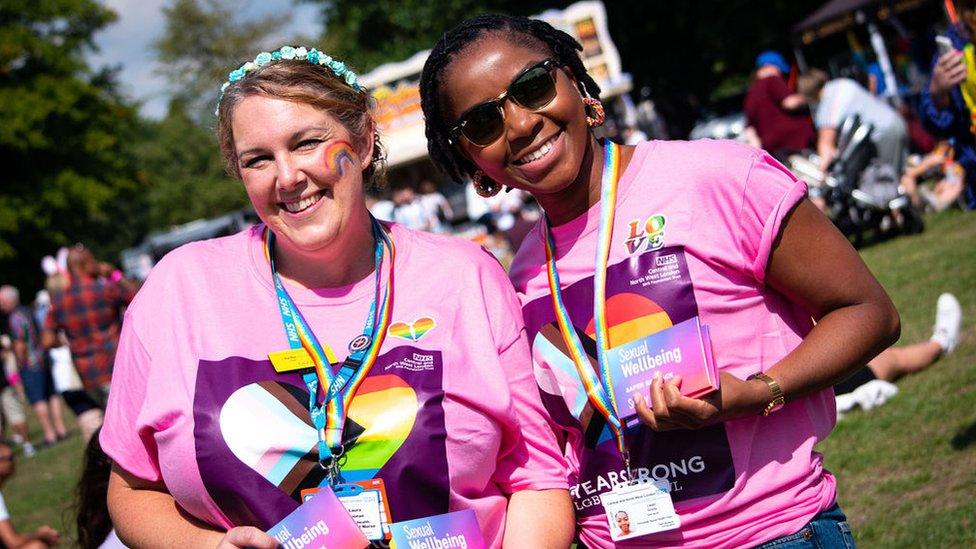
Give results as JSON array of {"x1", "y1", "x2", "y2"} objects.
[
  {"x1": 543, "y1": 141, "x2": 629, "y2": 462},
  {"x1": 264, "y1": 217, "x2": 394, "y2": 483}
]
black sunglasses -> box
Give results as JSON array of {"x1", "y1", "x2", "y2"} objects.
[{"x1": 449, "y1": 59, "x2": 559, "y2": 147}]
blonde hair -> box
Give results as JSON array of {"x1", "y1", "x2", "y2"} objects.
[{"x1": 216, "y1": 60, "x2": 386, "y2": 189}]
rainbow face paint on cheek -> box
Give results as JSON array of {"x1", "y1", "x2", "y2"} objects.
[{"x1": 324, "y1": 139, "x2": 356, "y2": 177}]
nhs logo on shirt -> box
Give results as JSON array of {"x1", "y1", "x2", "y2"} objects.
[
  {"x1": 625, "y1": 214, "x2": 667, "y2": 255},
  {"x1": 385, "y1": 351, "x2": 437, "y2": 372}
]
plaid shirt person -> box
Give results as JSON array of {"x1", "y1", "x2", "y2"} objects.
[{"x1": 44, "y1": 278, "x2": 134, "y2": 392}]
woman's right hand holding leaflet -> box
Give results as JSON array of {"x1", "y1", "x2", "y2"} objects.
[{"x1": 633, "y1": 372, "x2": 771, "y2": 431}]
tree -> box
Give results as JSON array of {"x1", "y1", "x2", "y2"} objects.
[
  {"x1": 141, "y1": 0, "x2": 313, "y2": 232},
  {"x1": 134, "y1": 99, "x2": 251, "y2": 230},
  {"x1": 153, "y1": 0, "x2": 292, "y2": 122},
  {"x1": 0, "y1": 0, "x2": 147, "y2": 293},
  {"x1": 302, "y1": 0, "x2": 560, "y2": 73}
]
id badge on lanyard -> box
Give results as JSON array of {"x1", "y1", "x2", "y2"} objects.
[{"x1": 600, "y1": 479, "x2": 681, "y2": 541}]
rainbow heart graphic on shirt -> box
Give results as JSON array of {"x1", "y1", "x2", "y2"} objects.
[
  {"x1": 532, "y1": 292, "x2": 672, "y2": 446},
  {"x1": 388, "y1": 317, "x2": 436, "y2": 341},
  {"x1": 219, "y1": 374, "x2": 418, "y2": 498}
]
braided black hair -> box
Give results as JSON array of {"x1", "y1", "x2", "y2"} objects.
[{"x1": 419, "y1": 14, "x2": 601, "y2": 183}]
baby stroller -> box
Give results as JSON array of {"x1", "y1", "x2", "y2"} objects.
[{"x1": 794, "y1": 115, "x2": 922, "y2": 245}]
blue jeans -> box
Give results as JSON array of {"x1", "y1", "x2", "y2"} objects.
[
  {"x1": 21, "y1": 367, "x2": 55, "y2": 405},
  {"x1": 753, "y1": 503, "x2": 856, "y2": 549}
]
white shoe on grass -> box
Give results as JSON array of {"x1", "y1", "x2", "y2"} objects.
[
  {"x1": 835, "y1": 379, "x2": 899, "y2": 418},
  {"x1": 931, "y1": 293, "x2": 962, "y2": 354},
  {"x1": 853, "y1": 379, "x2": 899, "y2": 411}
]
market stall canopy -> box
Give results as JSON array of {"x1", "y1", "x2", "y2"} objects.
[{"x1": 794, "y1": 0, "x2": 931, "y2": 43}]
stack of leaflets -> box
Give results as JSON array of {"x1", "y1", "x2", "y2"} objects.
[
  {"x1": 606, "y1": 316, "x2": 720, "y2": 426},
  {"x1": 267, "y1": 488, "x2": 369, "y2": 549}
]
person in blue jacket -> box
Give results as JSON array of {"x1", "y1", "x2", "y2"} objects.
[{"x1": 920, "y1": 0, "x2": 976, "y2": 209}]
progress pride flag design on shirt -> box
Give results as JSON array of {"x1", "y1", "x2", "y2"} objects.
[{"x1": 193, "y1": 346, "x2": 449, "y2": 528}]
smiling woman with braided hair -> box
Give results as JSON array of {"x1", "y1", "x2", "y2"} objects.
[{"x1": 421, "y1": 14, "x2": 900, "y2": 548}]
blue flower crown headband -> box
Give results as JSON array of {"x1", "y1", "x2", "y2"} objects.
[{"x1": 216, "y1": 46, "x2": 363, "y2": 115}]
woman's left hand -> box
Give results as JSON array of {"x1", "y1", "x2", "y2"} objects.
[{"x1": 633, "y1": 372, "x2": 767, "y2": 431}]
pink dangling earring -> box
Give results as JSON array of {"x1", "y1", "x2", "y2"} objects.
[
  {"x1": 583, "y1": 96, "x2": 605, "y2": 127},
  {"x1": 472, "y1": 170, "x2": 501, "y2": 198},
  {"x1": 581, "y1": 81, "x2": 605, "y2": 128}
]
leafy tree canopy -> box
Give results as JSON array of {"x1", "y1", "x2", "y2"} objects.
[
  {"x1": 135, "y1": 98, "x2": 250, "y2": 230},
  {"x1": 137, "y1": 0, "x2": 300, "y2": 238},
  {"x1": 303, "y1": 0, "x2": 558, "y2": 73},
  {"x1": 153, "y1": 0, "x2": 292, "y2": 121},
  {"x1": 0, "y1": 0, "x2": 146, "y2": 293}
]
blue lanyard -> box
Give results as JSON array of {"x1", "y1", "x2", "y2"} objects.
[{"x1": 266, "y1": 218, "x2": 390, "y2": 470}]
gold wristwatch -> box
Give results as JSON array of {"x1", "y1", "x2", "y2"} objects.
[{"x1": 749, "y1": 372, "x2": 785, "y2": 416}]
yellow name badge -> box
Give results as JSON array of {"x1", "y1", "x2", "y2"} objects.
[{"x1": 269, "y1": 348, "x2": 316, "y2": 373}]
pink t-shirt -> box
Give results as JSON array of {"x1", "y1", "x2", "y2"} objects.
[
  {"x1": 510, "y1": 140, "x2": 836, "y2": 548},
  {"x1": 101, "y1": 223, "x2": 567, "y2": 547}
]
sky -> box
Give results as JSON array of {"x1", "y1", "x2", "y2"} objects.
[{"x1": 89, "y1": 0, "x2": 323, "y2": 119}]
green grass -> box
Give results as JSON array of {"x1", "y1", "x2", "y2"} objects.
[
  {"x1": 4, "y1": 410, "x2": 83, "y2": 543},
  {"x1": 3, "y1": 211, "x2": 976, "y2": 547},
  {"x1": 820, "y1": 209, "x2": 976, "y2": 547}
]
